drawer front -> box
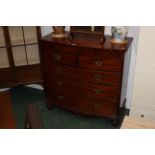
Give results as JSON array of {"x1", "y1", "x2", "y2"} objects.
[
  {"x1": 45, "y1": 87, "x2": 118, "y2": 119},
  {"x1": 43, "y1": 64, "x2": 121, "y2": 87},
  {"x1": 77, "y1": 68, "x2": 121, "y2": 86},
  {"x1": 44, "y1": 77, "x2": 78, "y2": 91},
  {"x1": 44, "y1": 77, "x2": 120, "y2": 99},
  {"x1": 77, "y1": 82, "x2": 120, "y2": 98},
  {"x1": 43, "y1": 64, "x2": 77, "y2": 79},
  {"x1": 42, "y1": 51, "x2": 76, "y2": 66},
  {"x1": 45, "y1": 87, "x2": 78, "y2": 109},
  {"x1": 52, "y1": 44, "x2": 79, "y2": 53},
  {"x1": 74, "y1": 96, "x2": 118, "y2": 118},
  {"x1": 79, "y1": 51, "x2": 123, "y2": 71}
]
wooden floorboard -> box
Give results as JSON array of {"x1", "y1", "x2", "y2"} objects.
[{"x1": 0, "y1": 91, "x2": 16, "y2": 129}]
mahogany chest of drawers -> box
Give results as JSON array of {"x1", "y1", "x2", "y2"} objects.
[{"x1": 40, "y1": 32, "x2": 132, "y2": 124}]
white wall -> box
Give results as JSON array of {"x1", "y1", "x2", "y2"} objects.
[
  {"x1": 121, "y1": 27, "x2": 140, "y2": 109},
  {"x1": 103, "y1": 26, "x2": 140, "y2": 109},
  {"x1": 40, "y1": 26, "x2": 140, "y2": 109},
  {"x1": 130, "y1": 27, "x2": 155, "y2": 121},
  {"x1": 124, "y1": 27, "x2": 140, "y2": 109},
  {"x1": 0, "y1": 88, "x2": 10, "y2": 92}
]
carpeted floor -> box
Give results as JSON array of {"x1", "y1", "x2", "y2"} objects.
[{"x1": 9, "y1": 86, "x2": 122, "y2": 129}]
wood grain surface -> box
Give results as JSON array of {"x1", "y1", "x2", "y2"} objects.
[{"x1": 0, "y1": 91, "x2": 16, "y2": 128}]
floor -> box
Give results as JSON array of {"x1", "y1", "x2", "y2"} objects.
[{"x1": 9, "y1": 86, "x2": 123, "y2": 129}]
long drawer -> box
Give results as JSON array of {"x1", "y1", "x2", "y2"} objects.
[
  {"x1": 74, "y1": 97, "x2": 118, "y2": 119},
  {"x1": 77, "y1": 82, "x2": 120, "y2": 98},
  {"x1": 43, "y1": 64, "x2": 121, "y2": 87},
  {"x1": 45, "y1": 87, "x2": 118, "y2": 119},
  {"x1": 44, "y1": 77, "x2": 120, "y2": 99}
]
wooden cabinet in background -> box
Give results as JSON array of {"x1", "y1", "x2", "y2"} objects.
[
  {"x1": 40, "y1": 32, "x2": 132, "y2": 123},
  {"x1": 0, "y1": 26, "x2": 42, "y2": 88}
]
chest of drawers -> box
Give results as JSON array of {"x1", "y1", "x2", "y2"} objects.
[{"x1": 40, "y1": 32, "x2": 132, "y2": 124}]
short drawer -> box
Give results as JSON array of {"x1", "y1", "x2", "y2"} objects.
[
  {"x1": 42, "y1": 51, "x2": 76, "y2": 66},
  {"x1": 79, "y1": 52, "x2": 123, "y2": 71},
  {"x1": 43, "y1": 64, "x2": 77, "y2": 79}
]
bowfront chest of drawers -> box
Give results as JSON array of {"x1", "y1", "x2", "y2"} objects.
[{"x1": 40, "y1": 32, "x2": 132, "y2": 123}]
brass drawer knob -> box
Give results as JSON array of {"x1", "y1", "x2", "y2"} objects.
[
  {"x1": 56, "y1": 80, "x2": 63, "y2": 86},
  {"x1": 94, "y1": 103, "x2": 102, "y2": 109},
  {"x1": 94, "y1": 89, "x2": 102, "y2": 94},
  {"x1": 95, "y1": 60, "x2": 103, "y2": 67},
  {"x1": 54, "y1": 53, "x2": 62, "y2": 61},
  {"x1": 57, "y1": 95, "x2": 64, "y2": 101},
  {"x1": 95, "y1": 74, "x2": 103, "y2": 80}
]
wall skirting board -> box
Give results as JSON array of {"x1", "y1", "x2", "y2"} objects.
[
  {"x1": 26, "y1": 84, "x2": 44, "y2": 90},
  {"x1": 0, "y1": 88, "x2": 10, "y2": 92},
  {"x1": 0, "y1": 84, "x2": 43, "y2": 92}
]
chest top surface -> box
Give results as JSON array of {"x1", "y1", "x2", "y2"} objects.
[{"x1": 40, "y1": 31, "x2": 133, "y2": 52}]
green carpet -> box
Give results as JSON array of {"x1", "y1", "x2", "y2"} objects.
[{"x1": 10, "y1": 86, "x2": 122, "y2": 129}]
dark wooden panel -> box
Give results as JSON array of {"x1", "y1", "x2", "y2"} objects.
[
  {"x1": 41, "y1": 42, "x2": 77, "y2": 66},
  {"x1": 52, "y1": 44, "x2": 80, "y2": 53},
  {"x1": 45, "y1": 87, "x2": 78, "y2": 109},
  {"x1": 15, "y1": 64, "x2": 42, "y2": 84},
  {"x1": 44, "y1": 77, "x2": 120, "y2": 99},
  {"x1": 79, "y1": 51, "x2": 123, "y2": 71},
  {"x1": 0, "y1": 91, "x2": 16, "y2": 128},
  {"x1": 77, "y1": 82, "x2": 120, "y2": 98},
  {"x1": 42, "y1": 51, "x2": 76, "y2": 66},
  {"x1": 45, "y1": 88, "x2": 118, "y2": 119},
  {"x1": 44, "y1": 79, "x2": 79, "y2": 95},
  {"x1": 0, "y1": 68, "x2": 15, "y2": 87},
  {"x1": 76, "y1": 68, "x2": 121, "y2": 86},
  {"x1": 42, "y1": 63, "x2": 121, "y2": 87},
  {"x1": 73, "y1": 96, "x2": 118, "y2": 119}
]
